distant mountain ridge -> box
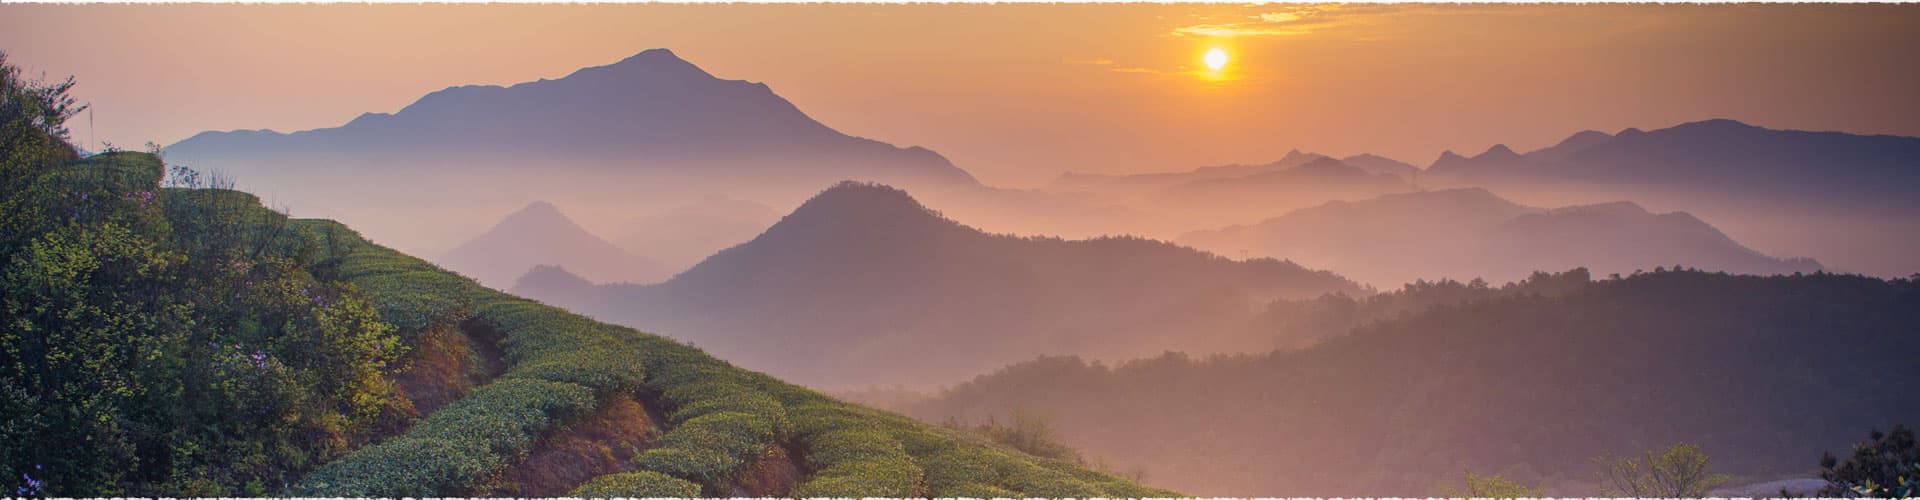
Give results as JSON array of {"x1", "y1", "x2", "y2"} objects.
[
  {"x1": 157, "y1": 48, "x2": 980, "y2": 259},
  {"x1": 1415, "y1": 118, "x2": 1920, "y2": 276},
  {"x1": 1425, "y1": 119, "x2": 1920, "y2": 206},
  {"x1": 1179, "y1": 187, "x2": 1820, "y2": 287},
  {"x1": 513, "y1": 181, "x2": 1364, "y2": 389},
  {"x1": 167, "y1": 48, "x2": 974, "y2": 187}
]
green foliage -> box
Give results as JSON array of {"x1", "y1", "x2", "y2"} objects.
[
  {"x1": 568, "y1": 471, "x2": 700, "y2": 498},
  {"x1": 1441, "y1": 471, "x2": 1545, "y2": 498},
  {"x1": 956, "y1": 408, "x2": 1082, "y2": 463},
  {"x1": 1819, "y1": 425, "x2": 1920, "y2": 497},
  {"x1": 409, "y1": 378, "x2": 596, "y2": 455},
  {"x1": 1, "y1": 60, "x2": 410, "y2": 498},
  {"x1": 1594, "y1": 442, "x2": 1730, "y2": 497},
  {"x1": 284, "y1": 437, "x2": 498, "y2": 497},
  {"x1": 903, "y1": 269, "x2": 1920, "y2": 495}
]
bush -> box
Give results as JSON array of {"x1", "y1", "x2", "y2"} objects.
[
  {"x1": 1441, "y1": 471, "x2": 1545, "y2": 498},
  {"x1": 630, "y1": 411, "x2": 779, "y2": 492},
  {"x1": 290, "y1": 437, "x2": 498, "y2": 496},
  {"x1": 569, "y1": 471, "x2": 701, "y2": 497},
  {"x1": 1820, "y1": 424, "x2": 1920, "y2": 497},
  {"x1": 1593, "y1": 442, "x2": 1730, "y2": 497}
]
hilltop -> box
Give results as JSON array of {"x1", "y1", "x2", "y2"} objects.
[{"x1": 512, "y1": 181, "x2": 1364, "y2": 389}]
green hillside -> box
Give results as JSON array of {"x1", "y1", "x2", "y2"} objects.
[
  {"x1": 0, "y1": 63, "x2": 1175, "y2": 496},
  {"x1": 289, "y1": 190, "x2": 1177, "y2": 497}
]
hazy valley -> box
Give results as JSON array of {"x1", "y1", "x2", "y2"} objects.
[{"x1": 5, "y1": 4, "x2": 1920, "y2": 496}]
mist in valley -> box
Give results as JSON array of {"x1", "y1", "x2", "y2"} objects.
[
  {"x1": 147, "y1": 45, "x2": 1920, "y2": 497},
  {"x1": 6, "y1": 4, "x2": 1920, "y2": 496}
]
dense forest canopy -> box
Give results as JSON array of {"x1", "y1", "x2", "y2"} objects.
[
  {"x1": 2, "y1": 52, "x2": 409, "y2": 495},
  {"x1": 900, "y1": 269, "x2": 1920, "y2": 495}
]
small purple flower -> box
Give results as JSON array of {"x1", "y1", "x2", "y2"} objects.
[{"x1": 18, "y1": 470, "x2": 41, "y2": 496}]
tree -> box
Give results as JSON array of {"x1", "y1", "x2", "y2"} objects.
[
  {"x1": 1819, "y1": 425, "x2": 1919, "y2": 497},
  {"x1": 949, "y1": 408, "x2": 1084, "y2": 464},
  {"x1": 1441, "y1": 471, "x2": 1543, "y2": 498},
  {"x1": 1593, "y1": 442, "x2": 1730, "y2": 497}
]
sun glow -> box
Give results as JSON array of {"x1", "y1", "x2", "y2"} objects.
[{"x1": 1203, "y1": 48, "x2": 1229, "y2": 71}]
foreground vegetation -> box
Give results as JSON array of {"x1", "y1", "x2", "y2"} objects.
[
  {"x1": 902, "y1": 267, "x2": 1920, "y2": 495},
  {"x1": 0, "y1": 53, "x2": 1174, "y2": 497}
]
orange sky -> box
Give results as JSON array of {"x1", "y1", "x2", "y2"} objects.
[{"x1": 2, "y1": 3, "x2": 1917, "y2": 187}]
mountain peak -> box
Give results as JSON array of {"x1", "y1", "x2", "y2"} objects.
[
  {"x1": 562, "y1": 47, "x2": 716, "y2": 83},
  {"x1": 1291, "y1": 157, "x2": 1360, "y2": 173},
  {"x1": 1275, "y1": 149, "x2": 1331, "y2": 168},
  {"x1": 1564, "y1": 130, "x2": 1613, "y2": 142},
  {"x1": 441, "y1": 200, "x2": 667, "y2": 288},
  {"x1": 1674, "y1": 118, "x2": 1757, "y2": 130},
  {"x1": 628, "y1": 47, "x2": 683, "y2": 61},
  {"x1": 1478, "y1": 144, "x2": 1520, "y2": 160},
  {"x1": 513, "y1": 264, "x2": 595, "y2": 291},
  {"x1": 782, "y1": 181, "x2": 945, "y2": 227},
  {"x1": 1549, "y1": 200, "x2": 1650, "y2": 217},
  {"x1": 501, "y1": 200, "x2": 570, "y2": 226}
]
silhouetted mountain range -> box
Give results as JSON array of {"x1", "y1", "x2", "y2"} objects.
[
  {"x1": 1179, "y1": 188, "x2": 1820, "y2": 287},
  {"x1": 1420, "y1": 119, "x2": 1920, "y2": 276},
  {"x1": 895, "y1": 270, "x2": 1920, "y2": 496},
  {"x1": 1339, "y1": 153, "x2": 1422, "y2": 178},
  {"x1": 1044, "y1": 149, "x2": 1335, "y2": 200},
  {"x1": 158, "y1": 49, "x2": 976, "y2": 257},
  {"x1": 438, "y1": 201, "x2": 666, "y2": 289},
  {"x1": 1426, "y1": 120, "x2": 1920, "y2": 204},
  {"x1": 512, "y1": 182, "x2": 1362, "y2": 389},
  {"x1": 1152, "y1": 157, "x2": 1415, "y2": 222},
  {"x1": 167, "y1": 49, "x2": 973, "y2": 187}
]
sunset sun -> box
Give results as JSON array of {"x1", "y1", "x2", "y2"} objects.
[{"x1": 1203, "y1": 47, "x2": 1229, "y2": 71}]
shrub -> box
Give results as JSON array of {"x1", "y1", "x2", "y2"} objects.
[
  {"x1": 1593, "y1": 442, "x2": 1730, "y2": 497},
  {"x1": 1441, "y1": 471, "x2": 1545, "y2": 498},
  {"x1": 569, "y1": 470, "x2": 700, "y2": 498},
  {"x1": 1820, "y1": 424, "x2": 1920, "y2": 497},
  {"x1": 290, "y1": 437, "x2": 498, "y2": 496}
]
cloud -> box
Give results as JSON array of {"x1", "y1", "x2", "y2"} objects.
[
  {"x1": 1172, "y1": 4, "x2": 1399, "y2": 38},
  {"x1": 1064, "y1": 58, "x2": 1116, "y2": 66}
]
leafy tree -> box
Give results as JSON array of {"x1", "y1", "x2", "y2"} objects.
[
  {"x1": 1819, "y1": 425, "x2": 1919, "y2": 497},
  {"x1": 1593, "y1": 442, "x2": 1730, "y2": 497},
  {"x1": 1441, "y1": 471, "x2": 1543, "y2": 498},
  {"x1": 0, "y1": 54, "x2": 407, "y2": 495},
  {"x1": 949, "y1": 408, "x2": 1083, "y2": 464}
]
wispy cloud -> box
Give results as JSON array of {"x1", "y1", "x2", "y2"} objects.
[
  {"x1": 1067, "y1": 58, "x2": 1166, "y2": 76},
  {"x1": 1171, "y1": 4, "x2": 1398, "y2": 38}
]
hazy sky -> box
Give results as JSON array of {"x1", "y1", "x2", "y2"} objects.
[{"x1": 3, "y1": 4, "x2": 1917, "y2": 187}]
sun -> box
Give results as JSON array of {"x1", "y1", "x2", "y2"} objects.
[{"x1": 1203, "y1": 48, "x2": 1229, "y2": 71}]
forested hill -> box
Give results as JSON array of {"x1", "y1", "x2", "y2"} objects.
[
  {"x1": 512, "y1": 181, "x2": 1364, "y2": 389},
  {"x1": 0, "y1": 66, "x2": 1171, "y2": 496},
  {"x1": 899, "y1": 269, "x2": 1920, "y2": 496}
]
